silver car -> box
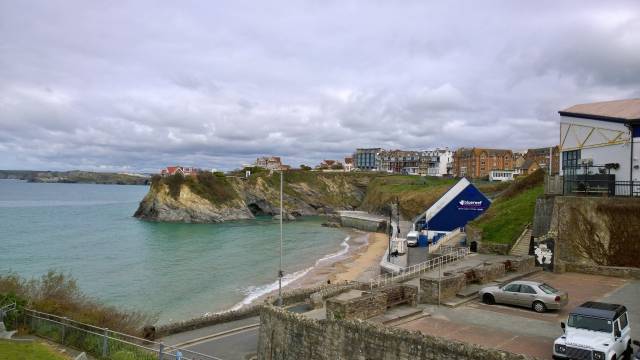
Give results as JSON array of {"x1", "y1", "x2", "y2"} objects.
[{"x1": 478, "y1": 280, "x2": 568, "y2": 313}]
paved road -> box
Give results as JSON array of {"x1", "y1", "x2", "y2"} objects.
[{"x1": 160, "y1": 316, "x2": 260, "y2": 360}]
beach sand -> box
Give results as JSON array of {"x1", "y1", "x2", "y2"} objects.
[
  {"x1": 289, "y1": 230, "x2": 388, "y2": 289},
  {"x1": 241, "y1": 229, "x2": 388, "y2": 308}
]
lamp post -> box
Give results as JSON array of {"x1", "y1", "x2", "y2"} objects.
[{"x1": 277, "y1": 170, "x2": 284, "y2": 306}]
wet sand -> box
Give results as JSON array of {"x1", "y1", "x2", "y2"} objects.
[{"x1": 289, "y1": 230, "x2": 388, "y2": 288}]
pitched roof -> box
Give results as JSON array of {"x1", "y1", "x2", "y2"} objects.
[
  {"x1": 559, "y1": 98, "x2": 640, "y2": 123},
  {"x1": 519, "y1": 159, "x2": 538, "y2": 170}
]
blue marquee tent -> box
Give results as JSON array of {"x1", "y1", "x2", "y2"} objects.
[{"x1": 414, "y1": 178, "x2": 491, "y2": 238}]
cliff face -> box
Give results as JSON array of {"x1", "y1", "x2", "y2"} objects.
[{"x1": 134, "y1": 171, "x2": 371, "y2": 223}]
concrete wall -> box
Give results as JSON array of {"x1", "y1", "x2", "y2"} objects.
[
  {"x1": 340, "y1": 215, "x2": 386, "y2": 232},
  {"x1": 258, "y1": 306, "x2": 536, "y2": 360},
  {"x1": 532, "y1": 196, "x2": 555, "y2": 237},
  {"x1": 564, "y1": 263, "x2": 640, "y2": 280}
]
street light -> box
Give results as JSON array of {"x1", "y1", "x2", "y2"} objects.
[{"x1": 277, "y1": 170, "x2": 284, "y2": 306}]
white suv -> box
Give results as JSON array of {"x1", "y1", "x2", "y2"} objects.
[{"x1": 553, "y1": 301, "x2": 632, "y2": 360}]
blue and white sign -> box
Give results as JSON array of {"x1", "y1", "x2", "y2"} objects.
[{"x1": 416, "y1": 178, "x2": 491, "y2": 232}]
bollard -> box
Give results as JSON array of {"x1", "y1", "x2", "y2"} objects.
[
  {"x1": 158, "y1": 342, "x2": 164, "y2": 360},
  {"x1": 102, "y1": 328, "x2": 109, "y2": 357}
]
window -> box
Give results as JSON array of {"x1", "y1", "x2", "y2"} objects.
[
  {"x1": 562, "y1": 150, "x2": 581, "y2": 175},
  {"x1": 568, "y1": 314, "x2": 612, "y2": 333},
  {"x1": 503, "y1": 284, "x2": 520, "y2": 292},
  {"x1": 619, "y1": 312, "x2": 629, "y2": 329},
  {"x1": 520, "y1": 285, "x2": 537, "y2": 294},
  {"x1": 539, "y1": 283, "x2": 559, "y2": 294}
]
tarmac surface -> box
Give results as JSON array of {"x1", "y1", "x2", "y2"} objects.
[{"x1": 397, "y1": 271, "x2": 640, "y2": 360}]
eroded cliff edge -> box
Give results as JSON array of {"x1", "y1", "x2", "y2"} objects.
[{"x1": 133, "y1": 171, "x2": 371, "y2": 223}]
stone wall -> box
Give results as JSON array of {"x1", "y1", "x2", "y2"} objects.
[
  {"x1": 325, "y1": 285, "x2": 418, "y2": 320},
  {"x1": 156, "y1": 281, "x2": 358, "y2": 338},
  {"x1": 258, "y1": 305, "x2": 536, "y2": 360},
  {"x1": 509, "y1": 256, "x2": 536, "y2": 274},
  {"x1": 326, "y1": 291, "x2": 387, "y2": 320},
  {"x1": 564, "y1": 263, "x2": 640, "y2": 280},
  {"x1": 420, "y1": 272, "x2": 466, "y2": 304},
  {"x1": 419, "y1": 256, "x2": 535, "y2": 304},
  {"x1": 379, "y1": 284, "x2": 418, "y2": 307},
  {"x1": 547, "y1": 196, "x2": 640, "y2": 268},
  {"x1": 478, "y1": 242, "x2": 510, "y2": 255}
]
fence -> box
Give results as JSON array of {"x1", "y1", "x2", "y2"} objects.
[
  {"x1": 369, "y1": 247, "x2": 469, "y2": 289},
  {"x1": 563, "y1": 179, "x2": 640, "y2": 197},
  {"x1": 23, "y1": 309, "x2": 222, "y2": 360}
]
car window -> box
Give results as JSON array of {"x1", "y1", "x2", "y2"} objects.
[
  {"x1": 568, "y1": 314, "x2": 612, "y2": 333},
  {"x1": 503, "y1": 284, "x2": 520, "y2": 292},
  {"x1": 520, "y1": 285, "x2": 537, "y2": 294},
  {"x1": 619, "y1": 313, "x2": 628, "y2": 329},
  {"x1": 539, "y1": 283, "x2": 558, "y2": 294},
  {"x1": 614, "y1": 321, "x2": 621, "y2": 336}
]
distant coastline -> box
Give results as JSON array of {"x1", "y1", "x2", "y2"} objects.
[{"x1": 0, "y1": 170, "x2": 150, "y2": 185}]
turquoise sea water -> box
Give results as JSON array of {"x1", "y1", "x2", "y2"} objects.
[{"x1": 0, "y1": 180, "x2": 348, "y2": 323}]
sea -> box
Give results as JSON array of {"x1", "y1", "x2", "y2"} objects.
[{"x1": 0, "y1": 180, "x2": 350, "y2": 323}]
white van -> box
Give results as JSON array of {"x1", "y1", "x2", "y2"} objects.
[{"x1": 406, "y1": 231, "x2": 419, "y2": 247}]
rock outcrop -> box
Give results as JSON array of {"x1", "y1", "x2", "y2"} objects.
[{"x1": 134, "y1": 172, "x2": 371, "y2": 223}]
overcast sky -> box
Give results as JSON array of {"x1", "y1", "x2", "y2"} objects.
[{"x1": 1, "y1": 1, "x2": 639, "y2": 172}]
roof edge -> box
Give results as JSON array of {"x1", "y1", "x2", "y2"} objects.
[{"x1": 558, "y1": 110, "x2": 640, "y2": 124}]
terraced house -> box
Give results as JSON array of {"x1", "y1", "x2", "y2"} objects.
[
  {"x1": 376, "y1": 150, "x2": 421, "y2": 174},
  {"x1": 453, "y1": 148, "x2": 514, "y2": 178}
]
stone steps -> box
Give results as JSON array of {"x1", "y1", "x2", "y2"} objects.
[{"x1": 510, "y1": 228, "x2": 532, "y2": 256}]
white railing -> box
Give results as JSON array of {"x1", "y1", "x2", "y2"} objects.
[
  {"x1": 369, "y1": 247, "x2": 469, "y2": 289},
  {"x1": 428, "y1": 227, "x2": 463, "y2": 254},
  {"x1": 24, "y1": 309, "x2": 222, "y2": 360}
]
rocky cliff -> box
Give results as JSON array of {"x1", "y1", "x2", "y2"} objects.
[
  {"x1": 134, "y1": 171, "x2": 371, "y2": 223},
  {"x1": 134, "y1": 170, "x2": 502, "y2": 223}
]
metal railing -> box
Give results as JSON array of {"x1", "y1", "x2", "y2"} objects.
[
  {"x1": 563, "y1": 179, "x2": 640, "y2": 197},
  {"x1": 0, "y1": 302, "x2": 16, "y2": 322},
  {"x1": 369, "y1": 247, "x2": 469, "y2": 289},
  {"x1": 427, "y1": 228, "x2": 462, "y2": 254},
  {"x1": 23, "y1": 309, "x2": 222, "y2": 360}
]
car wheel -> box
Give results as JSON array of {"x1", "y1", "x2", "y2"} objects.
[
  {"x1": 482, "y1": 294, "x2": 495, "y2": 305},
  {"x1": 533, "y1": 301, "x2": 546, "y2": 313},
  {"x1": 623, "y1": 341, "x2": 632, "y2": 360}
]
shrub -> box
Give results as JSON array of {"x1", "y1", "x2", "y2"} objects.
[
  {"x1": 165, "y1": 173, "x2": 184, "y2": 199},
  {"x1": 0, "y1": 271, "x2": 157, "y2": 336}
]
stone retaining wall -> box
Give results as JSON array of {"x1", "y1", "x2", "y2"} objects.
[
  {"x1": 257, "y1": 305, "x2": 537, "y2": 360},
  {"x1": 156, "y1": 282, "x2": 357, "y2": 338},
  {"x1": 564, "y1": 263, "x2": 640, "y2": 280},
  {"x1": 325, "y1": 285, "x2": 418, "y2": 320}
]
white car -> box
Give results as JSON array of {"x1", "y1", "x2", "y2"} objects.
[
  {"x1": 553, "y1": 301, "x2": 632, "y2": 360},
  {"x1": 406, "y1": 230, "x2": 419, "y2": 247}
]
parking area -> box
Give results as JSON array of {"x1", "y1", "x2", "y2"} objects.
[{"x1": 396, "y1": 271, "x2": 640, "y2": 360}]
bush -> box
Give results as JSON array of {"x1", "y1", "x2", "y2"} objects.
[
  {"x1": 0, "y1": 271, "x2": 157, "y2": 336},
  {"x1": 165, "y1": 173, "x2": 184, "y2": 199}
]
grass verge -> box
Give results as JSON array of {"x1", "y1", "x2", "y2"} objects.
[{"x1": 0, "y1": 340, "x2": 70, "y2": 360}]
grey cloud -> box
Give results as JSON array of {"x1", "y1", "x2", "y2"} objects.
[{"x1": 0, "y1": 1, "x2": 639, "y2": 172}]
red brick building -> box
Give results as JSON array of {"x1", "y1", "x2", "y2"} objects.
[{"x1": 453, "y1": 148, "x2": 514, "y2": 178}]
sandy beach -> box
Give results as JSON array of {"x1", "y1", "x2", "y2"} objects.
[{"x1": 289, "y1": 229, "x2": 388, "y2": 289}]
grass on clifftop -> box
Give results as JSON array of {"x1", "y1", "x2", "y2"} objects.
[
  {"x1": 152, "y1": 172, "x2": 238, "y2": 203},
  {"x1": 0, "y1": 340, "x2": 70, "y2": 360},
  {"x1": 468, "y1": 169, "x2": 545, "y2": 245}
]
